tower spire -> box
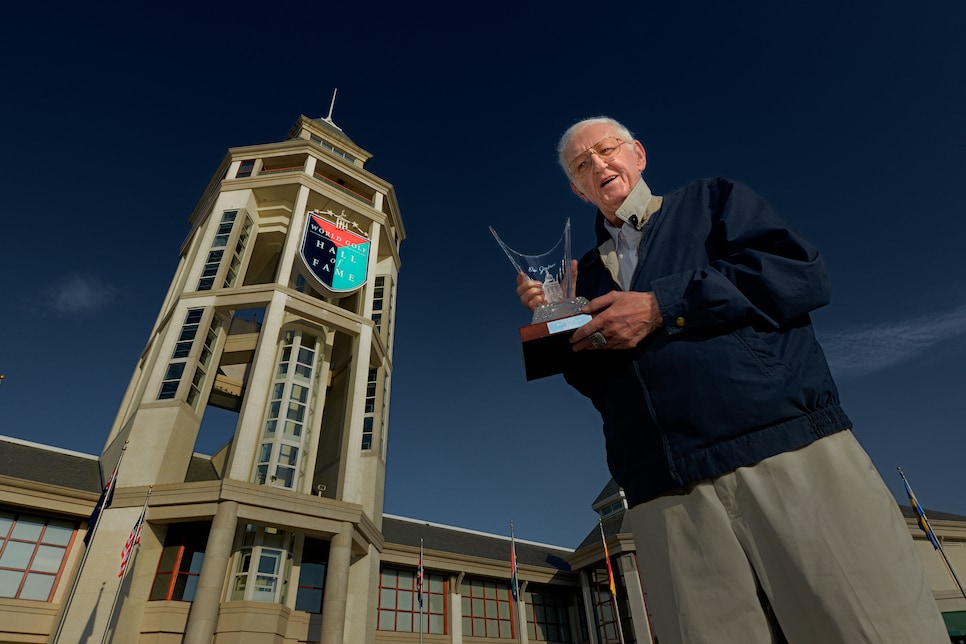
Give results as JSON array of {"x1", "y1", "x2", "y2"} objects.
[{"x1": 323, "y1": 88, "x2": 343, "y2": 131}]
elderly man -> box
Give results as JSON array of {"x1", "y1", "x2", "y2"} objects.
[{"x1": 517, "y1": 116, "x2": 948, "y2": 643}]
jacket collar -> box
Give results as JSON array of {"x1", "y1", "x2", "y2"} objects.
[{"x1": 594, "y1": 178, "x2": 663, "y2": 245}]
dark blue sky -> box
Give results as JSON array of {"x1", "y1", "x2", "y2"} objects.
[{"x1": 1, "y1": 2, "x2": 964, "y2": 547}]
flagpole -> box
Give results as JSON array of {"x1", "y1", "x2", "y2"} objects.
[
  {"x1": 510, "y1": 520, "x2": 520, "y2": 602},
  {"x1": 101, "y1": 487, "x2": 151, "y2": 644},
  {"x1": 599, "y1": 519, "x2": 625, "y2": 644},
  {"x1": 418, "y1": 538, "x2": 424, "y2": 644},
  {"x1": 510, "y1": 520, "x2": 523, "y2": 644},
  {"x1": 899, "y1": 467, "x2": 966, "y2": 601},
  {"x1": 51, "y1": 441, "x2": 128, "y2": 644}
]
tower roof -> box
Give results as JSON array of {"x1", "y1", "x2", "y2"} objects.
[{"x1": 285, "y1": 114, "x2": 371, "y2": 163}]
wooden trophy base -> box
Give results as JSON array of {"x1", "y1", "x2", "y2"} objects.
[{"x1": 519, "y1": 313, "x2": 591, "y2": 380}]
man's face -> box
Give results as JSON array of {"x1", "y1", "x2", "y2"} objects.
[{"x1": 566, "y1": 122, "x2": 646, "y2": 220}]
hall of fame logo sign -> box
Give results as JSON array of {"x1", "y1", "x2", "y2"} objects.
[{"x1": 299, "y1": 209, "x2": 371, "y2": 296}]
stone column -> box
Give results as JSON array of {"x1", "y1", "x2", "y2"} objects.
[
  {"x1": 320, "y1": 522, "x2": 353, "y2": 644},
  {"x1": 516, "y1": 580, "x2": 529, "y2": 644},
  {"x1": 579, "y1": 570, "x2": 599, "y2": 644},
  {"x1": 451, "y1": 573, "x2": 465, "y2": 644},
  {"x1": 183, "y1": 500, "x2": 238, "y2": 644},
  {"x1": 618, "y1": 553, "x2": 653, "y2": 644}
]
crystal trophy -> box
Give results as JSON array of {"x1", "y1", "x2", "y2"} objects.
[{"x1": 490, "y1": 219, "x2": 591, "y2": 380}]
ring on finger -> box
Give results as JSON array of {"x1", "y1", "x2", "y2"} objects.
[{"x1": 588, "y1": 331, "x2": 607, "y2": 349}]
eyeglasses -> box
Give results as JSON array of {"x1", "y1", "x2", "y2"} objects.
[{"x1": 568, "y1": 137, "x2": 630, "y2": 177}]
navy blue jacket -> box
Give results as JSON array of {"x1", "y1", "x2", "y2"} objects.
[{"x1": 565, "y1": 178, "x2": 850, "y2": 507}]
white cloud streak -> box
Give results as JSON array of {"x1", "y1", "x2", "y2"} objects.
[
  {"x1": 43, "y1": 274, "x2": 117, "y2": 316},
  {"x1": 820, "y1": 302, "x2": 966, "y2": 378}
]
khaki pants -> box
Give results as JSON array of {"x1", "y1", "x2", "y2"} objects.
[{"x1": 628, "y1": 430, "x2": 948, "y2": 644}]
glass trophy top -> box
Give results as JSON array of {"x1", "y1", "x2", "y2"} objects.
[{"x1": 490, "y1": 219, "x2": 588, "y2": 323}]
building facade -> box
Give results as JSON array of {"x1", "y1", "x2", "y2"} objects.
[
  {"x1": 2, "y1": 117, "x2": 966, "y2": 643},
  {"x1": 0, "y1": 435, "x2": 647, "y2": 644},
  {"x1": 11, "y1": 114, "x2": 404, "y2": 643}
]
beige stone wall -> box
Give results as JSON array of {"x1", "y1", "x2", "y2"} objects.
[{"x1": 0, "y1": 598, "x2": 58, "y2": 643}]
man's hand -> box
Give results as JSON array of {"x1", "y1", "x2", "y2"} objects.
[
  {"x1": 516, "y1": 260, "x2": 579, "y2": 312},
  {"x1": 516, "y1": 272, "x2": 547, "y2": 311},
  {"x1": 571, "y1": 291, "x2": 663, "y2": 351}
]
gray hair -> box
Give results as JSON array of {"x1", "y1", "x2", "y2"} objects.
[{"x1": 557, "y1": 117, "x2": 635, "y2": 176}]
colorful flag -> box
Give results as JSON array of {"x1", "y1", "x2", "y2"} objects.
[
  {"x1": 416, "y1": 540, "x2": 424, "y2": 608},
  {"x1": 510, "y1": 523, "x2": 519, "y2": 602},
  {"x1": 84, "y1": 466, "x2": 117, "y2": 546},
  {"x1": 599, "y1": 520, "x2": 617, "y2": 597},
  {"x1": 903, "y1": 476, "x2": 940, "y2": 550},
  {"x1": 119, "y1": 505, "x2": 147, "y2": 578}
]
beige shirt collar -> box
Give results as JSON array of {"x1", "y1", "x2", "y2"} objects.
[
  {"x1": 612, "y1": 178, "x2": 661, "y2": 230},
  {"x1": 598, "y1": 178, "x2": 664, "y2": 287}
]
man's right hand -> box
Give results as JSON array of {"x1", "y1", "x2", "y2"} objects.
[
  {"x1": 516, "y1": 260, "x2": 578, "y2": 312},
  {"x1": 516, "y1": 272, "x2": 546, "y2": 312}
]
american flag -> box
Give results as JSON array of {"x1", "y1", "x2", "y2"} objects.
[{"x1": 119, "y1": 503, "x2": 147, "y2": 578}]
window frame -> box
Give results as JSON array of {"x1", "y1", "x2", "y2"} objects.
[
  {"x1": 294, "y1": 537, "x2": 329, "y2": 613},
  {"x1": 591, "y1": 565, "x2": 623, "y2": 643},
  {"x1": 254, "y1": 330, "x2": 319, "y2": 490},
  {"x1": 460, "y1": 577, "x2": 515, "y2": 639},
  {"x1": 378, "y1": 565, "x2": 447, "y2": 634},
  {"x1": 229, "y1": 525, "x2": 290, "y2": 604},
  {"x1": 0, "y1": 509, "x2": 78, "y2": 602},
  {"x1": 236, "y1": 159, "x2": 255, "y2": 178},
  {"x1": 148, "y1": 522, "x2": 209, "y2": 602},
  {"x1": 524, "y1": 587, "x2": 573, "y2": 642},
  {"x1": 197, "y1": 210, "x2": 239, "y2": 292}
]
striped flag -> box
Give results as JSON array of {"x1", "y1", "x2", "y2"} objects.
[
  {"x1": 902, "y1": 474, "x2": 940, "y2": 550},
  {"x1": 118, "y1": 511, "x2": 144, "y2": 578},
  {"x1": 119, "y1": 496, "x2": 149, "y2": 578},
  {"x1": 599, "y1": 520, "x2": 617, "y2": 597},
  {"x1": 416, "y1": 540, "x2": 424, "y2": 608},
  {"x1": 510, "y1": 522, "x2": 519, "y2": 602}
]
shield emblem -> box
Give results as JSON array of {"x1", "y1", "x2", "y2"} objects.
[{"x1": 299, "y1": 212, "x2": 371, "y2": 294}]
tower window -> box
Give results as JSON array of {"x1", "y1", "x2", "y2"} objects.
[
  {"x1": 230, "y1": 525, "x2": 290, "y2": 603},
  {"x1": 157, "y1": 309, "x2": 204, "y2": 401},
  {"x1": 236, "y1": 159, "x2": 255, "y2": 178},
  {"x1": 197, "y1": 210, "x2": 238, "y2": 291},
  {"x1": 362, "y1": 368, "x2": 379, "y2": 451},
  {"x1": 254, "y1": 331, "x2": 318, "y2": 490},
  {"x1": 371, "y1": 275, "x2": 396, "y2": 351},
  {"x1": 224, "y1": 216, "x2": 253, "y2": 289},
  {"x1": 186, "y1": 314, "x2": 222, "y2": 409}
]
